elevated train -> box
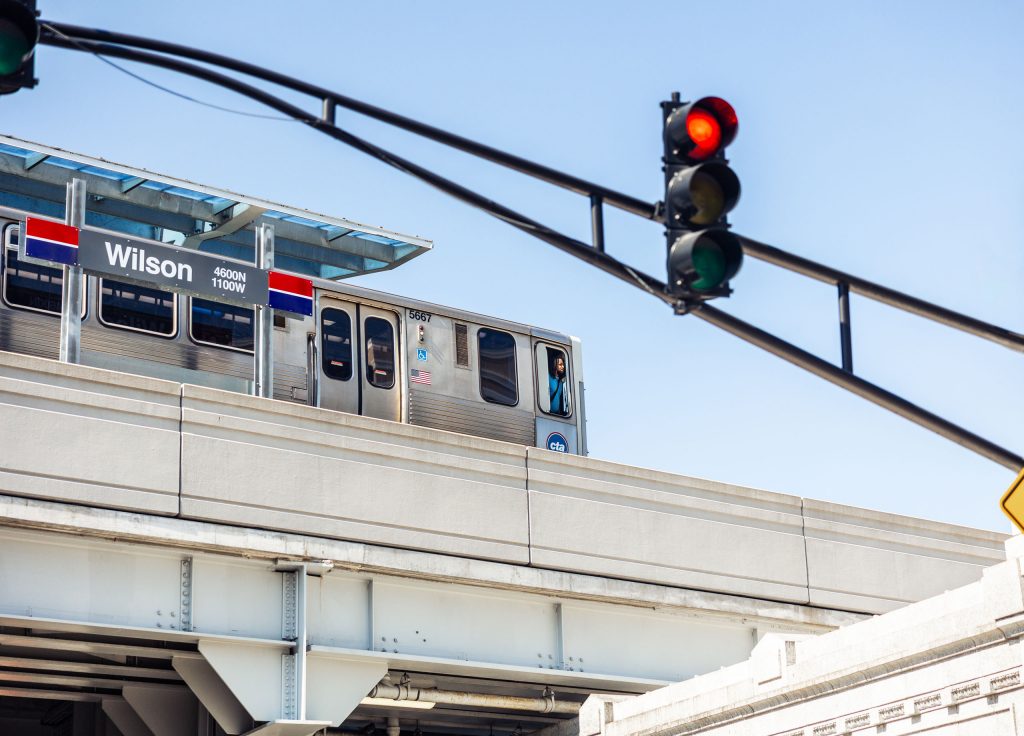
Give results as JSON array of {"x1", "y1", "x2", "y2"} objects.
[{"x1": 0, "y1": 217, "x2": 587, "y2": 455}]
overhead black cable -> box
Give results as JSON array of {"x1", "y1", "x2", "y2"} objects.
[{"x1": 41, "y1": 22, "x2": 298, "y2": 121}]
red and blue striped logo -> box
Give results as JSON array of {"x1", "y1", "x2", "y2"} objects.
[
  {"x1": 267, "y1": 270, "x2": 313, "y2": 316},
  {"x1": 24, "y1": 217, "x2": 79, "y2": 266}
]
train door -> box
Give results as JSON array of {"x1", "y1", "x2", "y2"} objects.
[
  {"x1": 359, "y1": 304, "x2": 401, "y2": 422},
  {"x1": 315, "y1": 295, "x2": 401, "y2": 422},
  {"x1": 533, "y1": 341, "x2": 579, "y2": 454}
]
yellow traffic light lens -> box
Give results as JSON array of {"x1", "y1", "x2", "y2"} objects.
[{"x1": 688, "y1": 171, "x2": 725, "y2": 225}]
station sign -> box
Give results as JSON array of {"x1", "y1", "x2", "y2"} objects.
[{"x1": 21, "y1": 216, "x2": 312, "y2": 316}]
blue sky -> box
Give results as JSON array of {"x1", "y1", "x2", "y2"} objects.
[{"x1": 7, "y1": 1, "x2": 1023, "y2": 530}]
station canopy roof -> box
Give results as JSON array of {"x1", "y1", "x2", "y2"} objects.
[{"x1": 0, "y1": 135, "x2": 432, "y2": 280}]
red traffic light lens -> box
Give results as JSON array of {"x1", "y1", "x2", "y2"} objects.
[
  {"x1": 665, "y1": 96, "x2": 738, "y2": 163},
  {"x1": 685, "y1": 109, "x2": 722, "y2": 161}
]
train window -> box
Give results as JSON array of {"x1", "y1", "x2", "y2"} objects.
[
  {"x1": 190, "y1": 298, "x2": 254, "y2": 352},
  {"x1": 98, "y1": 279, "x2": 176, "y2": 337},
  {"x1": 478, "y1": 328, "x2": 518, "y2": 406},
  {"x1": 364, "y1": 317, "x2": 395, "y2": 389},
  {"x1": 2, "y1": 228, "x2": 85, "y2": 317},
  {"x1": 321, "y1": 307, "x2": 352, "y2": 381},
  {"x1": 537, "y1": 345, "x2": 572, "y2": 417}
]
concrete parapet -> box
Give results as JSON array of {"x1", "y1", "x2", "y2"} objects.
[
  {"x1": 0, "y1": 350, "x2": 180, "y2": 515},
  {"x1": 802, "y1": 498, "x2": 1006, "y2": 612},
  {"x1": 526, "y1": 449, "x2": 809, "y2": 604},
  {"x1": 179, "y1": 383, "x2": 532, "y2": 563},
  {"x1": 0, "y1": 350, "x2": 1009, "y2": 616}
]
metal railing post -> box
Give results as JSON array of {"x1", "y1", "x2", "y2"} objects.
[
  {"x1": 322, "y1": 97, "x2": 335, "y2": 125},
  {"x1": 838, "y1": 281, "x2": 853, "y2": 373},
  {"x1": 590, "y1": 194, "x2": 605, "y2": 253}
]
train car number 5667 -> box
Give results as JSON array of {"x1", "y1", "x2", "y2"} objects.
[{"x1": 409, "y1": 310, "x2": 432, "y2": 322}]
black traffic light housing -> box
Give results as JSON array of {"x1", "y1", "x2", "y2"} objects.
[
  {"x1": 662, "y1": 94, "x2": 742, "y2": 301},
  {"x1": 0, "y1": 0, "x2": 38, "y2": 95}
]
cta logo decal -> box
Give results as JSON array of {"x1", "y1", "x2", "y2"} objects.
[{"x1": 546, "y1": 432, "x2": 569, "y2": 453}]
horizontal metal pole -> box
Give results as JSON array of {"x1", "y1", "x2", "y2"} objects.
[
  {"x1": 43, "y1": 21, "x2": 659, "y2": 221},
  {"x1": 43, "y1": 22, "x2": 1024, "y2": 359},
  {"x1": 738, "y1": 235, "x2": 1024, "y2": 353},
  {"x1": 694, "y1": 303, "x2": 1024, "y2": 471},
  {"x1": 51, "y1": 23, "x2": 1024, "y2": 354},
  {"x1": 39, "y1": 32, "x2": 672, "y2": 306}
]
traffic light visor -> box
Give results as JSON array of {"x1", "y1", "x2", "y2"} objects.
[{"x1": 0, "y1": 1, "x2": 37, "y2": 75}]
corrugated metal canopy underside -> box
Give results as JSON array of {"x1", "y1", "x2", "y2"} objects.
[{"x1": 0, "y1": 136, "x2": 432, "y2": 280}]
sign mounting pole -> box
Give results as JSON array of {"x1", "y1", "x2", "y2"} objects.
[
  {"x1": 59, "y1": 178, "x2": 86, "y2": 364},
  {"x1": 254, "y1": 222, "x2": 274, "y2": 398}
]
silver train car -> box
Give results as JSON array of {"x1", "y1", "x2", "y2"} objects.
[{"x1": 0, "y1": 218, "x2": 587, "y2": 455}]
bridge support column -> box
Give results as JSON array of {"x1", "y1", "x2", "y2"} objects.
[
  {"x1": 102, "y1": 699, "x2": 151, "y2": 736},
  {"x1": 193, "y1": 563, "x2": 379, "y2": 734},
  {"x1": 122, "y1": 685, "x2": 198, "y2": 736},
  {"x1": 280, "y1": 564, "x2": 307, "y2": 720},
  {"x1": 173, "y1": 656, "x2": 252, "y2": 735}
]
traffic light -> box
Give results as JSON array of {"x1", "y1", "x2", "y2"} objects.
[
  {"x1": 0, "y1": 0, "x2": 37, "y2": 95},
  {"x1": 662, "y1": 94, "x2": 742, "y2": 300}
]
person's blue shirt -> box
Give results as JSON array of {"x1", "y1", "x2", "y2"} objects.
[{"x1": 549, "y1": 374, "x2": 566, "y2": 415}]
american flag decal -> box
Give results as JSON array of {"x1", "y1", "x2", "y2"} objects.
[{"x1": 410, "y1": 369, "x2": 432, "y2": 385}]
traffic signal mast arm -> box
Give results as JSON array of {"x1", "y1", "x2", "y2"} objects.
[
  {"x1": 41, "y1": 21, "x2": 659, "y2": 223},
  {"x1": 738, "y1": 236, "x2": 1024, "y2": 354},
  {"x1": 29, "y1": 21, "x2": 1024, "y2": 469},
  {"x1": 29, "y1": 22, "x2": 1024, "y2": 351},
  {"x1": 695, "y1": 304, "x2": 1024, "y2": 470},
  {"x1": 36, "y1": 30, "x2": 676, "y2": 306}
]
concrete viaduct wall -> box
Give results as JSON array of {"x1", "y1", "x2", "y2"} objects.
[{"x1": 0, "y1": 350, "x2": 1007, "y2": 616}]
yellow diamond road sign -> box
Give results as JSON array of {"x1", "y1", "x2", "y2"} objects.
[{"x1": 1000, "y1": 467, "x2": 1024, "y2": 534}]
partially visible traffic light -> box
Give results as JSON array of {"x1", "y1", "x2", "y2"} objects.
[
  {"x1": 662, "y1": 94, "x2": 742, "y2": 300},
  {"x1": 0, "y1": 0, "x2": 37, "y2": 95}
]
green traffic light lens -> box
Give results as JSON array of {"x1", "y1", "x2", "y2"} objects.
[
  {"x1": 690, "y1": 240, "x2": 728, "y2": 291},
  {"x1": 0, "y1": 20, "x2": 28, "y2": 75},
  {"x1": 667, "y1": 230, "x2": 742, "y2": 296}
]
